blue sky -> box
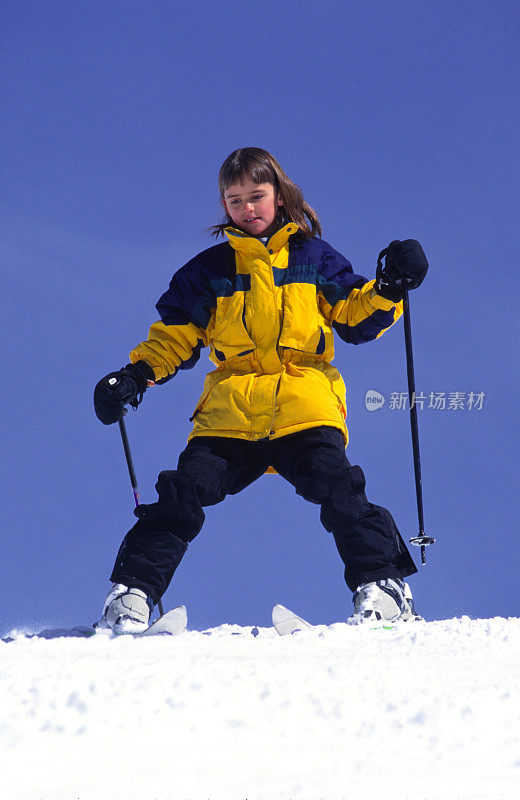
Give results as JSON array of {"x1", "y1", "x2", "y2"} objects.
[{"x1": 2, "y1": 0, "x2": 519, "y2": 631}]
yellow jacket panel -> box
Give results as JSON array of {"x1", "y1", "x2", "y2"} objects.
[{"x1": 130, "y1": 224, "x2": 402, "y2": 444}]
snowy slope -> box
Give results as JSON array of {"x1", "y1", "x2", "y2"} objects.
[{"x1": 1, "y1": 616, "x2": 519, "y2": 800}]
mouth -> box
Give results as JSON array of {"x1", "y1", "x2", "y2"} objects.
[{"x1": 243, "y1": 217, "x2": 261, "y2": 223}]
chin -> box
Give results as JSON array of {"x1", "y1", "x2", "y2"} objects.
[{"x1": 242, "y1": 224, "x2": 269, "y2": 236}]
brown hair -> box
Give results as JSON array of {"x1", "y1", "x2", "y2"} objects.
[{"x1": 210, "y1": 147, "x2": 321, "y2": 239}]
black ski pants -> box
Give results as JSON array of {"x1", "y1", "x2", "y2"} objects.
[{"x1": 110, "y1": 426, "x2": 417, "y2": 605}]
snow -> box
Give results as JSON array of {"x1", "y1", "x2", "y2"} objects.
[{"x1": 1, "y1": 616, "x2": 519, "y2": 800}]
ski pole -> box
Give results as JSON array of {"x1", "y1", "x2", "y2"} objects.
[
  {"x1": 401, "y1": 287, "x2": 435, "y2": 564},
  {"x1": 118, "y1": 416, "x2": 164, "y2": 617},
  {"x1": 119, "y1": 415, "x2": 140, "y2": 507}
]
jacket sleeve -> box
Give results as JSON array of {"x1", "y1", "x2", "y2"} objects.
[
  {"x1": 129, "y1": 256, "x2": 216, "y2": 382},
  {"x1": 317, "y1": 243, "x2": 402, "y2": 344}
]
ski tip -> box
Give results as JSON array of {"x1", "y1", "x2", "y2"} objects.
[
  {"x1": 159, "y1": 604, "x2": 188, "y2": 627},
  {"x1": 139, "y1": 604, "x2": 188, "y2": 637},
  {"x1": 158, "y1": 604, "x2": 187, "y2": 621},
  {"x1": 272, "y1": 604, "x2": 292, "y2": 626},
  {"x1": 272, "y1": 604, "x2": 313, "y2": 636}
]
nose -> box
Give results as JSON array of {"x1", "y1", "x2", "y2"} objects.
[{"x1": 245, "y1": 201, "x2": 254, "y2": 211}]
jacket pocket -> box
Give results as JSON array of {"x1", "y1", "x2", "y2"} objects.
[
  {"x1": 212, "y1": 290, "x2": 255, "y2": 362},
  {"x1": 278, "y1": 282, "x2": 326, "y2": 355},
  {"x1": 189, "y1": 371, "x2": 223, "y2": 421}
]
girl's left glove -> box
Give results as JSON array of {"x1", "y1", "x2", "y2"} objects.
[
  {"x1": 375, "y1": 239, "x2": 429, "y2": 302},
  {"x1": 93, "y1": 360, "x2": 155, "y2": 425}
]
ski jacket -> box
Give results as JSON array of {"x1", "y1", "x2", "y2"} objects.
[{"x1": 129, "y1": 223, "x2": 402, "y2": 444}]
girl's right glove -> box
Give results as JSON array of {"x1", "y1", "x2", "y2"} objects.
[
  {"x1": 94, "y1": 360, "x2": 155, "y2": 425},
  {"x1": 375, "y1": 239, "x2": 429, "y2": 302}
]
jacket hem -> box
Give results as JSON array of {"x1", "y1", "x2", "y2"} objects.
[{"x1": 188, "y1": 420, "x2": 348, "y2": 446}]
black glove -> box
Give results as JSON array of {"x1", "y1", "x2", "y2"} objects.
[
  {"x1": 375, "y1": 239, "x2": 429, "y2": 302},
  {"x1": 93, "y1": 361, "x2": 155, "y2": 425}
]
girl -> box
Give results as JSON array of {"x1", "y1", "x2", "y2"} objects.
[{"x1": 94, "y1": 147, "x2": 428, "y2": 633}]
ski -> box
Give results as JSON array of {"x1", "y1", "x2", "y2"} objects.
[
  {"x1": 272, "y1": 604, "x2": 403, "y2": 635},
  {"x1": 91, "y1": 604, "x2": 188, "y2": 638},
  {"x1": 272, "y1": 604, "x2": 313, "y2": 636},
  {"x1": 138, "y1": 605, "x2": 187, "y2": 637},
  {"x1": 2, "y1": 605, "x2": 188, "y2": 642}
]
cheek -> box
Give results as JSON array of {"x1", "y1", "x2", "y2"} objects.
[
  {"x1": 262, "y1": 199, "x2": 277, "y2": 218},
  {"x1": 225, "y1": 204, "x2": 237, "y2": 219}
]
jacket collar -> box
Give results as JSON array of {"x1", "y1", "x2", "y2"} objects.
[{"x1": 224, "y1": 222, "x2": 299, "y2": 253}]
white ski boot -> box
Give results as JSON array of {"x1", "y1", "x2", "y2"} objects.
[
  {"x1": 98, "y1": 583, "x2": 151, "y2": 634},
  {"x1": 348, "y1": 578, "x2": 421, "y2": 624}
]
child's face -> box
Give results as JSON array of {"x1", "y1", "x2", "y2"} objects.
[{"x1": 223, "y1": 177, "x2": 283, "y2": 237}]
